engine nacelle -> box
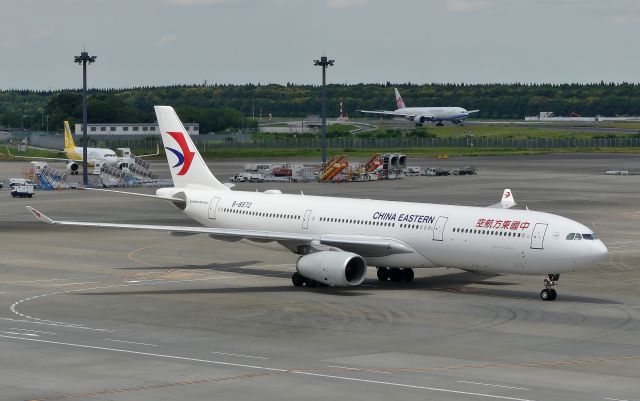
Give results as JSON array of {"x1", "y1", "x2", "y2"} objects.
[
  {"x1": 66, "y1": 161, "x2": 79, "y2": 174},
  {"x1": 296, "y1": 251, "x2": 367, "y2": 287},
  {"x1": 414, "y1": 115, "x2": 427, "y2": 124}
]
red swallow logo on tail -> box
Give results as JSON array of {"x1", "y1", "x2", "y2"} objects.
[{"x1": 165, "y1": 131, "x2": 195, "y2": 176}]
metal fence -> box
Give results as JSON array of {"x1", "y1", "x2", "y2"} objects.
[
  {"x1": 25, "y1": 135, "x2": 640, "y2": 153},
  {"x1": 98, "y1": 136, "x2": 640, "y2": 152}
]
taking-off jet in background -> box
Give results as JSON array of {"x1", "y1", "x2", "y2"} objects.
[
  {"x1": 360, "y1": 88, "x2": 479, "y2": 126},
  {"x1": 28, "y1": 106, "x2": 607, "y2": 301}
]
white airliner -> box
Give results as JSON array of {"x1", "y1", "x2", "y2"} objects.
[
  {"x1": 360, "y1": 88, "x2": 479, "y2": 126},
  {"x1": 27, "y1": 106, "x2": 608, "y2": 301}
]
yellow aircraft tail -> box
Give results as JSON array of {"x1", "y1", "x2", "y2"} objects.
[{"x1": 63, "y1": 121, "x2": 76, "y2": 150}]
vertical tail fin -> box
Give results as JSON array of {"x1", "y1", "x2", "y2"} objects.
[
  {"x1": 154, "y1": 106, "x2": 230, "y2": 191},
  {"x1": 63, "y1": 121, "x2": 76, "y2": 150},
  {"x1": 394, "y1": 88, "x2": 406, "y2": 109}
]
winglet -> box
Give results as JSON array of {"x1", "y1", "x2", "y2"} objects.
[
  {"x1": 500, "y1": 189, "x2": 516, "y2": 209},
  {"x1": 488, "y1": 189, "x2": 516, "y2": 209},
  {"x1": 26, "y1": 206, "x2": 55, "y2": 224}
]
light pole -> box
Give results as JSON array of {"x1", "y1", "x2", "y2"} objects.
[
  {"x1": 74, "y1": 50, "x2": 96, "y2": 186},
  {"x1": 313, "y1": 55, "x2": 334, "y2": 166}
]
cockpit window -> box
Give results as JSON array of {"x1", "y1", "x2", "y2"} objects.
[
  {"x1": 574, "y1": 233, "x2": 582, "y2": 240},
  {"x1": 582, "y1": 234, "x2": 595, "y2": 240},
  {"x1": 566, "y1": 233, "x2": 575, "y2": 240}
]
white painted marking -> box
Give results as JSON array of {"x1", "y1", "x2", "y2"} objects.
[
  {"x1": 44, "y1": 281, "x2": 102, "y2": 287},
  {"x1": 8, "y1": 274, "x2": 246, "y2": 331},
  {"x1": 605, "y1": 398, "x2": 630, "y2": 401},
  {"x1": 0, "y1": 334, "x2": 536, "y2": 401},
  {"x1": 328, "y1": 365, "x2": 391, "y2": 374},
  {"x1": 0, "y1": 317, "x2": 109, "y2": 331},
  {"x1": 105, "y1": 339, "x2": 158, "y2": 347},
  {"x1": 458, "y1": 381, "x2": 530, "y2": 391},
  {"x1": 125, "y1": 280, "x2": 141, "y2": 283},
  {"x1": 210, "y1": 351, "x2": 268, "y2": 360},
  {"x1": 9, "y1": 328, "x2": 56, "y2": 335},
  {"x1": 0, "y1": 276, "x2": 109, "y2": 284},
  {"x1": 2, "y1": 331, "x2": 38, "y2": 337}
]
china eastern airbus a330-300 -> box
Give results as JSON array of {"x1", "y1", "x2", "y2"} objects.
[{"x1": 28, "y1": 106, "x2": 608, "y2": 301}]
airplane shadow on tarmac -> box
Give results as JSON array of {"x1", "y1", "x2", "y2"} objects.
[{"x1": 89, "y1": 264, "x2": 619, "y2": 303}]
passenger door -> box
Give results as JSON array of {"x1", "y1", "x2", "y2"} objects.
[
  {"x1": 530, "y1": 223, "x2": 548, "y2": 249},
  {"x1": 302, "y1": 209, "x2": 312, "y2": 229},
  {"x1": 208, "y1": 197, "x2": 221, "y2": 220},
  {"x1": 432, "y1": 216, "x2": 448, "y2": 241}
]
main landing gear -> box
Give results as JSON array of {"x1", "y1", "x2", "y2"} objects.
[
  {"x1": 540, "y1": 274, "x2": 560, "y2": 301},
  {"x1": 376, "y1": 267, "x2": 414, "y2": 283},
  {"x1": 291, "y1": 272, "x2": 327, "y2": 288}
]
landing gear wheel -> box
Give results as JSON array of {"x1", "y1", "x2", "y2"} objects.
[
  {"x1": 401, "y1": 268, "x2": 414, "y2": 282},
  {"x1": 541, "y1": 273, "x2": 559, "y2": 301},
  {"x1": 540, "y1": 289, "x2": 551, "y2": 301},
  {"x1": 541, "y1": 288, "x2": 558, "y2": 301},
  {"x1": 305, "y1": 278, "x2": 318, "y2": 288},
  {"x1": 292, "y1": 272, "x2": 305, "y2": 287},
  {"x1": 389, "y1": 267, "x2": 402, "y2": 282},
  {"x1": 377, "y1": 267, "x2": 390, "y2": 281}
]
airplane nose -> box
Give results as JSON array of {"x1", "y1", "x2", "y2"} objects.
[{"x1": 593, "y1": 241, "x2": 609, "y2": 263}]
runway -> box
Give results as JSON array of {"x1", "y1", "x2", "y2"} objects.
[{"x1": 0, "y1": 154, "x2": 639, "y2": 401}]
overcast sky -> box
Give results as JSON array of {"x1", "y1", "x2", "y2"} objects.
[{"x1": 1, "y1": 0, "x2": 639, "y2": 89}]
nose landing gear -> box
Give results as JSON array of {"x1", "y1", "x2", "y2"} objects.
[{"x1": 540, "y1": 274, "x2": 560, "y2": 301}]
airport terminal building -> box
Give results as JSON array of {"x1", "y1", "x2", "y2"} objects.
[{"x1": 74, "y1": 123, "x2": 199, "y2": 136}]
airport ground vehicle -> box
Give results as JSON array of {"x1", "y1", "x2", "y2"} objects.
[
  {"x1": 406, "y1": 166, "x2": 421, "y2": 176},
  {"x1": 10, "y1": 178, "x2": 34, "y2": 187},
  {"x1": 230, "y1": 173, "x2": 264, "y2": 183},
  {"x1": 11, "y1": 184, "x2": 34, "y2": 198},
  {"x1": 453, "y1": 165, "x2": 477, "y2": 175},
  {"x1": 424, "y1": 167, "x2": 451, "y2": 176}
]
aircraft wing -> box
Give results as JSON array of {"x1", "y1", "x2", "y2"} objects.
[
  {"x1": 5, "y1": 146, "x2": 70, "y2": 162},
  {"x1": 468, "y1": 109, "x2": 480, "y2": 114},
  {"x1": 136, "y1": 144, "x2": 160, "y2": 158},
  {"x1": 26, "y1": 207, "x2": 416, "y2": 257}
]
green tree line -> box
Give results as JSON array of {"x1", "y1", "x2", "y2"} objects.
[{"x1": 2, "y1": 82, "x2": 640, "y2": 132}]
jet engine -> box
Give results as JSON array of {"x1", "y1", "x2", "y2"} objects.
[
  {"x1": 296, "y1": 251, "x2": 367, "y2": 287},
  {"x1": 414, "y1": 115, "x2": 427, "y2": 124},
  {"x1": 66, "y1": 161, "x2": 79, "y2": 174}
]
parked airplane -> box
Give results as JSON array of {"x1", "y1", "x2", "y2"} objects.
[
  {"x1": 12, "y1": 121, "x2": 157, "y2": 174},
  {"x1": 360, "y1": 88, "x2": 479, "y2": 126},
  {"x1": 27, "y1": 106, "x2": 607, "y2": 301}
]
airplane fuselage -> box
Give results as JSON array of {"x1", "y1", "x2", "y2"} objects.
[
  {"x1": 65, "y1": 147, "x2": 119, "y2": 166},
  {"x1": 401, "y1": 106, "x2": 471, "y2": 123},
  {"x1": 159, "y1": 187, "x2": 608, "y2": 275}
]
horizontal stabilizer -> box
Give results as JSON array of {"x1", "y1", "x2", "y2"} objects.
[{"x1": 83, "y1": 188, "x2": 186, "y2": 206}]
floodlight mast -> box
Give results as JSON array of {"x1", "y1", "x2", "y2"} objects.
[
  {"x1": 313, "y1": 56, "x2": 334, "y2": 166},
  {"x1": 74, "y1": 51, "x2": 97, "y2": 186}
]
